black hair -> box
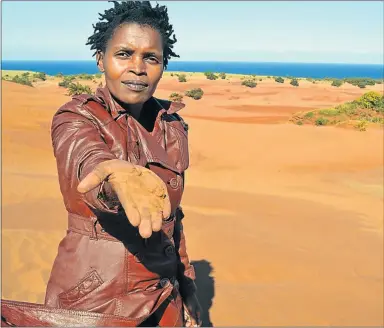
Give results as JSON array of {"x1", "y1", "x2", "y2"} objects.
[{"x1": 86, "y1": 1, "x2": 179, "y2": 68}]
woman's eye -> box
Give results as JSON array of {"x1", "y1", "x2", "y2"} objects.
[
  {"x1": 146, "y1": 57, "x2": 159, "y2": 63},
  {"x1": 117, "y1": 52, "x2": 130, "y2": 58}
]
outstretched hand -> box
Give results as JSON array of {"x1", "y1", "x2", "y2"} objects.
[{"x1": 77, "y1": 159, "x2": 171, "y2": 238}]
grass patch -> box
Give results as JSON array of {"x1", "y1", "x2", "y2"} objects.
[{"x1": 291, "y1": 91, "x2": 384, "y2": 130}]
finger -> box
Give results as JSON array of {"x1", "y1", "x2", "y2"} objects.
[
  {"x1": 138, "y1": 207, "x2": 152, "y2": 238},
  {"x1": 151, "y1": 210, "x2": 163, "y2": 232},
  {"x1": 114, "y1": 186, "x2": 141, "y2": 227},
  {"x1": 77, "y1": 162, "x2": 110, "y2": 193}
]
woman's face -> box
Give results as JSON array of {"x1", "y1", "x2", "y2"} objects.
[{"x1": 97, "y1": 23, "x2": 164, "y2": 106}]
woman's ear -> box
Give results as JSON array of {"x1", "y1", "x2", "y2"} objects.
[{"x1": 96, "y1": 51, "x2": 105, "y2": 72}]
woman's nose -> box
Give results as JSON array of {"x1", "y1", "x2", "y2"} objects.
[{"x1": 129, "y1": 56, "x2": 146, "y2": 75}]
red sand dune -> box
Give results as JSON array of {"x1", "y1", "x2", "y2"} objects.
[{"x1": 2, "y1": 76, "x2": 383, "y2": 326}]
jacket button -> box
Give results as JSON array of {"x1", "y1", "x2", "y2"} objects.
[
  {"x1": 169, "y1": 177, "x2": 179, "y2": 189},
  {"x1": 160, "y1": 278, "x2": 170, "y2": 288},
  {"x1": 164, "y1": 245, "x2": 175, "y2": 257}
]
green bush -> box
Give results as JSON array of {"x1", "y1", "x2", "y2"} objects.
[
  {"x1": 357, "y1": 82, "x2": 366, "y2": 88},
  {"x1": 354, "y1": 91, "x2": 384, "y2": 112},
  {"x1": 67, "y1": 82, "x2": 92, "y2": 96},
  {"x1": 58, "y1": 76, "x2": 77, "y2": 88},
  {"x1": 11, "y1": 75, "x2": 33, "y2": 87},
  {"x1": 204, "y1": 72, "x2": 218, "y2": 80},
  {"x1": 275, "y1": 77, "x2": 284, "y2": 83},
  {"x1": 33, "y1": 72, "x2": 46, "y2": 81},
  {"x1": 290, "y1": 79, "x2": 299, "y2": 87},
  {"x1": 219, "y1": 72, "x2": 226, "y2": 79},
  {"x1": 178, "y1": 74, "x2": 187, "y2": 82},
  {"x1": 169, "y1": 92, "x2": 183, "y2": 102},
  {"x1": 185, "y1": 88, "x2": 204, "y2": 100},
  {"x1": 315, "y1": 117, "x2": 329, "y2": 126},
  {"x1": 355, "y1": 121, "x2": 368, "y2": 131},
  {"x1": 56, "y1": 72, "x2": 64, "y2": 78},
  {"x1": 343, "y1": 78, "x2": 377, "y2": 86},
  {"x1": 241, "y1": 79, "x2": 257, "y2": 88},
  {"x1": 304, "y1": 111, "x2": 314, "y2": 119},
  {"x1": 331, "y1": 79, "x2": 343, "y2": 87}
]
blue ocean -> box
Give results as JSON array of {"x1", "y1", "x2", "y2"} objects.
[{"x1": 1, "y1": 60, "x2": 383, "y2": 79}]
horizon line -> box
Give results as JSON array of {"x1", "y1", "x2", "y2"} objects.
[{"x1": 2, "y1": 59, "x2": 383, "y2": 66}]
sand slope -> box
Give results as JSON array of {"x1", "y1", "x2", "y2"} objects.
[{"x1": 2, "y1": 77, "x2": 383, "y2": 325}]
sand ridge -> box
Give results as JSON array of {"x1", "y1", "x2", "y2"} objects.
[{"x1": 1, "y1": 75, "x2": 383, "y2": 325}]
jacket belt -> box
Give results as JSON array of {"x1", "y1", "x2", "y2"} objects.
[{"x1": 67, "y1": 213, "x2": 119, "y2": 242}]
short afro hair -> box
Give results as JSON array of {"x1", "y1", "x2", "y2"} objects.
[{"x1": 86, "y1": 1, "x2": 179, "y2": 68}]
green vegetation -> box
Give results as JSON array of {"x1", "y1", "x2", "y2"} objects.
[
  {"x1": 204, "y1": 72, "x2": 218, "y2": 80},
  {"x1": 178, "y1": 74, "x2": 187, "y2": 82},
  {"x1": 169, "y1": 92, "x2": 183, "y2": 102},
  {"x1": 290, "y1": 78, "x2": 299, "y2": 87},
  {"x1": 185, "y1": 88, "x2": 204, "y2": 100},
  {"x1": 241, "y1": 79, "x2": 257, "y2": 88},
  {"x1": 58, "y1": 75, "x2": 76, "y2": 88},
  {"x1": 67, "y1": 82, "x2": 93, "y2": 96},
  {"x1": 76, "y1": 73, "x2": 94, "y2": 80},
  {"x1": 343, "y1": 77, "x2": 381, "y2": 88},
  {"x1": 10, "y1": 74, "x2": 33, "y2": 87},
  {"x1": 33, "y1": 72, "x2": 46, "y2": 81},
  {"x1": 219, "y1": 72, "x2": 226, "y2": 79},
  {"x1": 315, "y1": 117, "x2": 329, "y2": 126},
  {"x1": 275, "y1": 77, "x2": 284, "y2": 83},
  {"x1": 331, "y1": 79, "x2": 343, "y2": 87},
  {"x1": 290, "y1": 91, "x2": 384, "y2": 130}
]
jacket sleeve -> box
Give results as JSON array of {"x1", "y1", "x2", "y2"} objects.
[
  {"x1": 51, "y1": 106, "x2": 120, "y2": 214},
  {"x1": 174, "y1": 206, "x2": 197, "y2": 298}
]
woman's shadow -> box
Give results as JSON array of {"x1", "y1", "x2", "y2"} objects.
[{"x1": 191, "y1": 260, "x2": 215, "y2": 327}]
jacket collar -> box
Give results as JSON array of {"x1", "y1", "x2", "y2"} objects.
[{"x1": 94, "y1": 86, "x2": 185, "y2": 119}]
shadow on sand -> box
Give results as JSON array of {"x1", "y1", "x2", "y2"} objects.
[{"x1": 191, "y1": 260, "x2": 215, "y2": 327}]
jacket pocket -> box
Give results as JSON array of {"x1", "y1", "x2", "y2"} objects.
[
  {"x1": 166, "y1": 122, "x2": 189, "y2": 173},
  {"x1": 58, "y1": 269, "x2": 104, "y2": 308}
]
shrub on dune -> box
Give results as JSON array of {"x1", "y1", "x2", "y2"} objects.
[
  {"x1": 67, "y1": 82, "x2": 92, "y2": 96},
  {"x1": 169, "y1": 92, "x2": 183, "y2": 102},
  {"x1": 178, "y1": 74, "x2": 187, "y2": 82},
  {"x1": 185, "y1": 88, "x2": 204, "y2": 100},
  {"x1": 241, "y1": 79, "x2": 257, "y2": 88},
  {"x1": 275, "y1": 77, "x2": 284, "y2": 83},
  {"x1": 204, "y1": 72, "x2": 218, "y2": 80}
]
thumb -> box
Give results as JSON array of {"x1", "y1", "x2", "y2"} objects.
[{"x1": 77, "y1": 162, "x2": 111, "y2": 193}]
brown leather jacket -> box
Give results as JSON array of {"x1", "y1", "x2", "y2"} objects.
[{"x1": 2, "y1": 87, "x2": 196, "y2": 326}]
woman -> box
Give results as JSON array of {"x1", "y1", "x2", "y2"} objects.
[{"x1": 2, "y1": 1, "x2": 201, "y2": 327}]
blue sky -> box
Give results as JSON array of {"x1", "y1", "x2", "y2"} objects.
[{"x1": 2, "y1": 1, "x2": 383, "y2": 64}]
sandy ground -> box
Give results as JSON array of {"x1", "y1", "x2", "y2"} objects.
[{"x1": 1, "y1": 75, "x2": 383, "y2": 326}]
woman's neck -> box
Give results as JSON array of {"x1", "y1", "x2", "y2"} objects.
[{"x1": 111, "y1": 93, "x2": 143, "y2": 120}]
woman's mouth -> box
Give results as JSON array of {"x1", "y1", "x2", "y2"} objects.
[{"x1": 122, "y1": 80, "x2": 149, "y2": 92}]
